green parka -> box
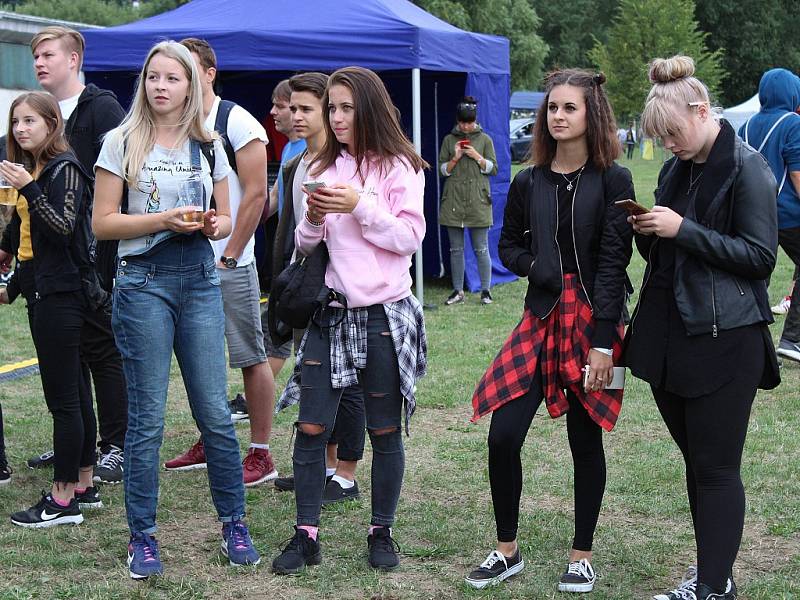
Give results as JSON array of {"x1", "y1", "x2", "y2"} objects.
[{"x1": 438, "y1": 124, "x2": 498, "y2": 228}]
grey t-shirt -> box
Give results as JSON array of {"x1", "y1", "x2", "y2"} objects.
[{"x1": 95, "y1": 128, "x2": 231, "y2": 257}]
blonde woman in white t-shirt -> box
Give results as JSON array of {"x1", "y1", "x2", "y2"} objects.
[{"x1": 92, "y1": 40, "x2": 260, "y2": 580}]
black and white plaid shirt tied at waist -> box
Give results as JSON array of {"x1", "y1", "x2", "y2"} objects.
[{"x1": 277, "y1": 295, "x2": 428, "y2": 433}]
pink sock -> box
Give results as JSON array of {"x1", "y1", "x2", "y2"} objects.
[
  {"x1": 298, "y1": 525, "x2": 318, "y2": 541},
  {"x1": 369, "y1": 525, "x2": 389, "y2": 535},
  {"x1": 51, "y1": 495, "x2": 71, "y2": 507},
  {"x1": 74, "y1": 487, "x2": 87, "y2": 495}
]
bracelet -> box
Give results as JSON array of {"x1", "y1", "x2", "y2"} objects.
[{"x1": 305, "y1": 212, "x2": 325, "y2": 227}]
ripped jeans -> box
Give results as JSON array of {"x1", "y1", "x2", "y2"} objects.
[
  {"x1": 447, "y1": 226, "x2": 492, "y2": 292},
  {"x1": 294, "y1": 305, "x2": 404, "y2": 528}
]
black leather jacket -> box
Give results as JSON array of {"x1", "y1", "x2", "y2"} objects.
[
  {"x1": 498, "y1": 162, "x2": 634, "y2": 345},
  {"x1": 630, "y1": 127, "x2": 778, "y2": 337}
]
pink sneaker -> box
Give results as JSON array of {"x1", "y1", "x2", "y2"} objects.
[
  {"x1": 242, "y1": 447, "x2": 278, "y2": 487},
  {"x1": 164, "y1": 439, "x2": 206, "y2": 471}
]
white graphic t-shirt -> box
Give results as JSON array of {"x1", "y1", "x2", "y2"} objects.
[{"x1": 95, "y1": 128, "x2": 231, "y2": 257}]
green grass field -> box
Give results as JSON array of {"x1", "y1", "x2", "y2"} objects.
[{"x1": 0, "y1": 154, "x2": 798, "y2": 599}]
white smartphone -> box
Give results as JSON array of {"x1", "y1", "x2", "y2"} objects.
[
  {"x1": 583, "y1": 366, "x2": 626, "y2": 390},
  {"x1": 303, "y1": 180, "x2": 327, "y2": 194}
]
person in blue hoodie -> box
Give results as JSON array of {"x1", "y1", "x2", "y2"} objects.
[{"x1": 739, "y1": 68, "x2": 800, "y2": 362}]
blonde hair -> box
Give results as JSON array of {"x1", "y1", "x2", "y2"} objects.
[
  {"x1": 31, "y1": 26, "x2": 85, "y2": 69},
  {"x1": 116, "y1": 41, "x2": 213, "y2": 188},
  {"x1": 641, "y1": 55, "x2": 711, "y2": 138}
]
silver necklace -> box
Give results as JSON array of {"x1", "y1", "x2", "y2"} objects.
[
  {"x1": 688, "y1": 161, "x2": 705, "y2": 195},
  {"x1": 552, "y1": 159, "x2": 586, "y2": 191}
]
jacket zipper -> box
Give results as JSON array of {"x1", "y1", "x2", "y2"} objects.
[
  {"x1": 710, "y1": 269, "x2": 718, "y2": 337},
  {"x1": 542, "y1": 184, "x2": 564, "y2": 318},
  {"x1": 627, "y1": 239, "x2": 656, "y2": 334},
  {"x1": 734, "y1": 278, "x2": 745, "y2": 296},
  {"x1": 570, "y1": 176, "x2": 591, "y2": 311}
]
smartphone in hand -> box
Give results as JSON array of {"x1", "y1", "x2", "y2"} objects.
[
  {"x1": 303, "y1": 181, "x2": 327, "y2": 194},
  {"x1": 614, "y1": 199, "x2": 650, "y2": 216}
]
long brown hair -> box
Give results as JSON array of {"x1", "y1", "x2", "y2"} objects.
[
  {"x1": 6, "y1": 92, "x2": 69, "y2": 170},
  {"x1": 312, "y1": 66, "x2": 428, "y2": 183},
  {"x1": 530, "y1": 69, "x2": 621, "y2": 170}
]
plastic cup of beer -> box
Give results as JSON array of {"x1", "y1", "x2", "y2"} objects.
[
  {"x1": 0, "y1": 164, "x2": 24, "y2": 206},
  {"x1": 178, "y1": 175, "x2": 204, "y2": 225},
  {"x1": 181, "y1": 208, "x2": 204, "y2": 224}
]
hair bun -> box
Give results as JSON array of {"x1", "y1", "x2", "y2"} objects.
[
  {"x1": 649, "y1": 56, "x2": 696, "y2": 84},
  {"x1": 593, "y1": 72, "x2": 606, "y2": 86}
]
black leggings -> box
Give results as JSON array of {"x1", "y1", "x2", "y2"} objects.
[
  {"x1": 652, "y1": 349, "x2": 763, "y2": 593},
  {"x1": 488, "y1": 367, "x2": 606, "y2": 550}
]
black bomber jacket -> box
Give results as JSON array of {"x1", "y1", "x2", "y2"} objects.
[{"x1": 498, "y1": 161, "x2": 635, "y2": 347}]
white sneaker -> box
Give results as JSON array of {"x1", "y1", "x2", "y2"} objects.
[
  {"x1": 771, "y1": 296, "x2": 791, "y2": 315},
  {"x1": 558, "y1": 558, "x2": 596, "y2": 592}
]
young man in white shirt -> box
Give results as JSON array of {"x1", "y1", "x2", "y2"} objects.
[{"x1": 163, "y1": 38, "x2": 278, "y2": 486}]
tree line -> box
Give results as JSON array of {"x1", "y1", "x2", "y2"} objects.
[{"x1": 2, "y1": 0, "x2": 798, "y2": 119}]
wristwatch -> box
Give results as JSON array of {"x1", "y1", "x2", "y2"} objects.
[{"x1": 220, "y1": 255, "x2": 238, "y2": 269}]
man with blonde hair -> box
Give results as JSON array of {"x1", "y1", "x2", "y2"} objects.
[{"x1": 25, "y1": 25, "x2": 128, "y2": 485}]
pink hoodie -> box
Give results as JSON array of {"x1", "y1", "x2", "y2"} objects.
[{"x1": 295, "y1": 152, "x2": 426, "y2": 308}]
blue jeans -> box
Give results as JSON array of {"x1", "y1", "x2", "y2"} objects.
[
  {"x1": 447, "y1": 226, "x2": 492, "y2": 292},
  {"x1": 112, "y1": 235, "x2": 245, "y2": 535}
]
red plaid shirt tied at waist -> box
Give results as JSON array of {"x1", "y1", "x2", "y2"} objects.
[{"x1": 471, "y1": 273, "x2": 624, "y2": 432}]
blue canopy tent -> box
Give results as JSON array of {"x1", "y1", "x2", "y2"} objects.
[
  {"x1": 510, "y1": 90, "x2": 545, "y2": 111},
  {"x1": 81, "y1": 0, "x2": 515, "y2": 298}
]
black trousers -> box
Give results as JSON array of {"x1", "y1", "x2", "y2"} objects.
[
  {"x1": 0, "y1": 403, "x2": 5, "y2": 461},
  {"x1": 778, "y1": 226, "x2": 800, "y2": 343},
  {"x1": 25, "y1": 288, "x2": 97, "y2": 483},
  {"x1": 651, "y1": 343, "x2": 763, "y2": 594},
  {"x1": 488, "y1": 367, "x2": 606, "y2": 550},
  {"x1": 80, "y1": 305, "x2": 127, "y2": 450}
]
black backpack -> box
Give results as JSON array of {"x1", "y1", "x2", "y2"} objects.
[{"x1": 214, "y1": 99, "x2": 238, "y2": 175}]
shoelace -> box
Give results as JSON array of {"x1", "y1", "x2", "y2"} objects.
[
  {"x1": 566, "y1": 559, "x2": 594, "y2": 581},
  {"x1": 134, "y1": 535, "x2": 159, "y2": 563},
  {"x1": 97, "y1": 448, "x2": 123, "y2": 469},
  {"x1": 479, "y1": 550, "x2": 507, "y2": 570},
  {"x1": 243, "y1": 451, "x2": 269, "y2": 472},
  {"x1": 665, "y1": 580, "x2": 697, "y2": 600},
  {"x1": 228, "y1": 522, "x2": 251, "y2": 550},
  {"x1": 371, "y1": 530, "x2": 400, "y2": 554},
  {"x1": 281, "y1": 530, "x2": 313, "y2": 553}
]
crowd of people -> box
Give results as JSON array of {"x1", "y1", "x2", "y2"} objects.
[{"x1": 0, "y1": 24, "x2": 797, "y2": 600}]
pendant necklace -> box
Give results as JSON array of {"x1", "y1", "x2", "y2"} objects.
[
  {"x1": 553, "y1": 159, "x2": 586, "y2": 191},
  {"x1": 687, "y1": 161, "x2": 705, "y2": 195}
]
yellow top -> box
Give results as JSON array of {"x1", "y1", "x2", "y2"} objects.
[{"x1": 17, "y1": 192, "x2": 33, "y2": 261}]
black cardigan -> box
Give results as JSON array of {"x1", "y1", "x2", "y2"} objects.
[{"x1": 498, "y1": 161, "x2": 634, "y2": 347}]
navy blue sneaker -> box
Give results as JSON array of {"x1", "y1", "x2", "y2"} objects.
[
  {"x1": 128, "y1": 532, "x2": 163, "y2": 580},
  {"x1": 221, "y1": 521, "x2": 261, "y2": 566}
]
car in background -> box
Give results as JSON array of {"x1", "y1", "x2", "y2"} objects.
[{"x1": 510, "y1": 117, "x2": 535, "y2": 163}]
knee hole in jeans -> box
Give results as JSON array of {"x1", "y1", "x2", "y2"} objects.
[
  {"x1": 303, "y1": 359, "x2": 322, "y2": 366},
  {"x1": 474, "y1": 247, "x2": 490, "y2": 256},
  {"x1": 298, "y1": 422, "x2": 326, "y2": 436},
  {"x1": 370, "y1": 426, "x2": 398, "y2": 436}
]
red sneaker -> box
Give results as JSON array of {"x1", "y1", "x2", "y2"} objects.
[
  {"x1": 242, "y1": 447, "x2": 278, "y2": 487},
  {"x1": 164, "y1": 439, "x2": 206, "y2": 471}
]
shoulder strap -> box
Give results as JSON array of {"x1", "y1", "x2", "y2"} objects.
[
  {"x1": 214, "y1": 99, "x2": 238, "y2": 174},
  {"x1": 198, "y1": 140, "x2": 216, "y2": 210}
]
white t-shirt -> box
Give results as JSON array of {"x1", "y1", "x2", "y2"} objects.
[
  {"x1": 95, "y1": 128, "x2": 231, "y2": 257},
  {"x1": 59, "y1": 91, "x2": 82, "y2": 121},
  {"x1": 205, "y1": 97, "x2": 268, "y2": 266}
]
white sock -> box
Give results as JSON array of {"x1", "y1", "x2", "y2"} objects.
[
  {"x1": 331, "y1": 474, "x2": 355, "y2": 489},
  {"x1": 325, "y1": 467, "x2": 337, "y2": 477},
  {"x1": 250, "y1": 443, "x2": 269, "y2": 450}
]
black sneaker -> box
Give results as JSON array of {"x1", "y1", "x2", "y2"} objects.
[
  {"x1": 654, "y1": 567, "x2": 736, "y2": 600},
  {"x1": 321, "y1": 478, "x2": 360, "y2": 506},
  {"x1": 558, "y1": 558, "x2": 596, "y2": 592},
  {"x1": 481, "y1": 290, "x2": 494, "y2": 305},
  {"x1": 445, "y1": 290, "x2": 465, "y2": 305},
  {"x1": 75, "y1": 486, "x2": 103, "y2": 510},
  {"x1": 465, "y1": 548, "x2": 525, "y2": 589},
  {"x1": 367, "y1": 526, "x2": 400, "y2": 570},
  {"x1": 694, "y1": 582, "x2": 737, "y2": 600},
  {"x1": 229, "y1": 393, "x2": 249, "y2": 422},
  {"x1": 275, "y1": 473, "x2": 334, "y2": 492},
  {"x1": 271, "y1": 527, "x2": 322, "y2": 575},
  {"x1": 27, "y1": 449, "x2": 54, "y2": 469},
  {"x1": 94, "y1": 445, "x2": 123, "y2": 484},
  {"x1": 10, "y1": 492, "x2": 84, "y2": 528},
  {"x1": 0, "y1": 456, "x2": 10, "y2": 485}
]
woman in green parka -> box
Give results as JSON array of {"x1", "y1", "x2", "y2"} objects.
[{"x1": 439, "y1": 96, "x2": 498, "y2": 305}]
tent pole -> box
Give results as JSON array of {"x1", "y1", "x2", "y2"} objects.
[{"x1": 412, "y1": 67, "x2": 424, "y2": 305}]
